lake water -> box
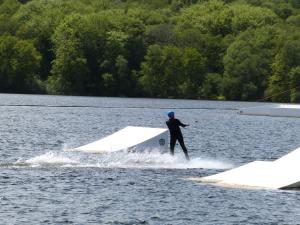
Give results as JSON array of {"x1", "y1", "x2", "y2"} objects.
[{"x1": 0, "y1": 94, "x2": 300, "y2": 225}]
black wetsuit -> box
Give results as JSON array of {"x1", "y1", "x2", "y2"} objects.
[{"x1": 166, "y1": 118, "x2": 190, "y2": 160}]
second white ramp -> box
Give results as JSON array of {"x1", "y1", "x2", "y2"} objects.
[{"x1": 193, "y1": 147, "x2": 300, "y2": 189}]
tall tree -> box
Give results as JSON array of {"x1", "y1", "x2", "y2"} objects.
[
  {"x1": 267, "y1": 31, "x2": 300, "y2": 102},
  {"x1": 0, "y1": 34, "x2": 41, "y2": 93},
  {"x1": 140, "y1": 44, "x2": 206, "y2": 98},
  {"x1": 223, "y1": 26, "x2": 280, "y2": 100}
]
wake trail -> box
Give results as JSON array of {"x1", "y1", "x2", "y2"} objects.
[{"x1": 10, "y1": 150, "x2": 233, "y2": 170}]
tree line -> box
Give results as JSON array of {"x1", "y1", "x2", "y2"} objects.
[{"x1": 0, "y1": 0, "x2": 299, "y2": 102}]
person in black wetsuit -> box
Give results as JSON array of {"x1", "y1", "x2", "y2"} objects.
[{"x1": 166, "y1": 111, "x2": 190, "y2": 160}]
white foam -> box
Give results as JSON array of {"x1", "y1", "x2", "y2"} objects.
[
  {"x1": 25, "y1": 151, "x2": 79, "y2": 166},
  {"x1": 187, "y1": 158, "x2": 233, "y2": 170},
  {"x1": 23, "y1": 149, "x2": 233, "y2": 170}
]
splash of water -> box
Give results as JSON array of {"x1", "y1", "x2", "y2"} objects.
[
  {"x1": 18, "y1": 149, "x2": 233, "y2": 169},
  {"x1": 25, "y1": 151, "x2": 79, "y2": 166}
]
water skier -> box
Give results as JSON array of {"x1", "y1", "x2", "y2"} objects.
[{"x1": 166, "y1": 111, "x2": 190, "y2": 160}]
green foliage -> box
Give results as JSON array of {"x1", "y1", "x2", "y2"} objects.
[
  {"x1": 289, "y1": 67, "x2": 300, "y2": 102},
  {"x1": 179, "y1": 47, "x2": 207, "y2": 98},
  {"x1": 0, "y1": 34, "x2": 41, "y2": 93},
  {"x1": 287, "y1": 14, "x2": 300, "y2": 26},
  {"x1": 267, "y1": 30, "x2": 300, "y2": 102},
  {"x1": 175, "y1": 29, "x2": 229, "y2": 73},
  {"x1": 176, "y1": 0, "x2": 279, "y2": 36},
  {"x1": 246, "y1": 0, "x2": 300, "y2": 19},
  {"x1": 49, "y1": 14, "x2": 90, "y2": 95},
  {"x1": 49, "y1": 10, "x2": 145, "y2": 96},
  {"x1": 140, "y1": 44, "x2": 206, "y2": 98},
  {"x1": 200, "y1": 73, "x2": 223, "y2": 99},
  {"x1": 0, "y1": 0, "x2": 299, "y2": 101},
  {"x1": 223, "y1": 26, "x2": 280, "y2": 100},
  {"x1": 0, "y1": 0, "x2": 21, "y2": 34},
  {"x1": 140, "y1": 44, "x2": 181, "y2": 97}
]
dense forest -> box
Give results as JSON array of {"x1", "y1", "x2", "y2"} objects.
[{"x1": 0, "y1": 0, "x2": 299, "y2": 102}]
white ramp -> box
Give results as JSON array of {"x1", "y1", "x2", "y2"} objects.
[
  {"x1": 74, "y1": 126, "x2": 168, "y2": 153},
  {"x1": 239, "y1": 104, "x2": 300, "y2": 117},
  {"x1": 194, "y1": 147, "x2": 300, "y2": 189}
]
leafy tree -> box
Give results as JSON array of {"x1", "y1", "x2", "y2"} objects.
[
  {"x1": 0, "y1": 0, "x2": 299, "y2": 101},
  {"x1": 267, "y1": 33, "x2": 300, "y2": 102},
  {"x1": 101, "y1": 73, "x2": 114, "y2": 96},
  {"x1": 0, "y1": 34, "x2": 41, "y2": 93},
  {"x1": 140, "y1": 44, "x2": 206, "y2": 98},
  {"x1": 12, "y1": 0, "x2": 70, "y2": 80},
  {"x1": 115, "y1": 55, "x2": 130, "y2": 94},
  {"x1": 140, "y1": 44, "x2": 182, "y2": 97},
  {"x1": 200, "y1": 73, "x2": 223, "y2": 99},
  {"x1": 146, "y1": 24, "x2": 176, "y2": 45},
  {"x1": 175, "y1": 28, "x2": 229, "y2": 73},
  {"x1": 289, "y1": 0, "x2": 300, "y2": 9},
  {"x1": 0, "y1": 0, "x2": 21, "y2": 35},
  {"x1": 12, "y1": 0, "x2": 113, "y2": 80},
  {"x1": 49, "y1": 10, "x2": 146, "y2": 96},
  {"x1": 274, "y1": 3, "x2": 294, "y2": 19},
  {"x1": 127, "y1": 7, "x2": 169, "y2": 25},
  {"x1": 289, "y1": 67, "x2": 300, "y2": 102},
  {"x1": 176, "y1": 0, "x2": 225, "y2": 33},
  {"x1": 176, "y1": 0, "x2": 279, "y2": 36},
  {"x1": 179, "y1": 47, "x2": 206, "y2": 98},
  {"x1": 48, "y1": 14, "x2": 90, "y2": 95},
  {"x1": 223, "y1": 26, "x2": 280, "y2": 100},
  {"x1": 246, "y1": 0, "x2": 299, "y2": 19},
  {"x1": 287, "y1": 14, "x2": 300, "y2": 26}
]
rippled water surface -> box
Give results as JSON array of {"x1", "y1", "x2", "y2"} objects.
[{"x1": 1, "y1": 94, "x2": 300, "y2": 225}]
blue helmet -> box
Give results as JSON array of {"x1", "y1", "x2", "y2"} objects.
[{"x1": 167, "y1": 111, "x2": 175, "y2": 118}]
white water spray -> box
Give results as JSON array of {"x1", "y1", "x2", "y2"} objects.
[{"x1": 21, "y1": 148, "x2": 233, "y2": 169}]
